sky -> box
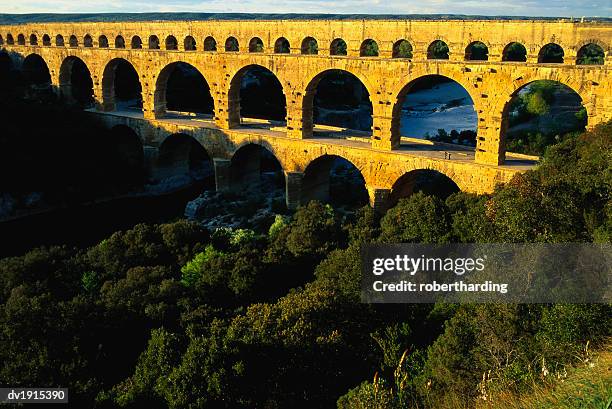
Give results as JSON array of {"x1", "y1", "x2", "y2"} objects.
[{"x1": 2, "y1": 0, "x2": 611, "y2": 17}]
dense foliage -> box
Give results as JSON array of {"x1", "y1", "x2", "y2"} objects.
[{"x1": 0, "y1": 120, "x2": 610, "y2": 408}]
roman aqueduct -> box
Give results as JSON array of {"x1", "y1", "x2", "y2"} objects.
[{"x1": 1, "y1": 19, "x2": 610, "y2": 209}]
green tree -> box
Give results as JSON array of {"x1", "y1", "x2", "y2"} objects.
[{"x1": 380, "y1": 193, "x2": 451, "y2": 243}]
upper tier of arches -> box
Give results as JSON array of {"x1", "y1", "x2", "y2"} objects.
[{"x1": 3, "y1": 30, "x2": 608, "y2": 65}]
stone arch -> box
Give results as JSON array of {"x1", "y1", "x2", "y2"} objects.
[
  {"x1": 154, "y1": 61, "x2": 214, "y2": 118},
  {"x1": 107, "y1": 125, "x2": 146, "y2": 185},
  {"x1": 84, "y1": 34, "x2": 93, "y2": 47},
  {"x1": 99, "y1": 35, "x2": 109, "y2": 48},
  {"x1": 389, "y1": 168, "x2": 461, "y2": 205},
  {"x1": 302, "y1": 68, "x2": 375, "y2": 136},
  {"x1": 330, "y1": 38, "x2": 347, "y2": 56},
  {"x1": 22, "y1": 53, "x2": 51, "y2": 82},
  {"x1": 29, "y1": 34, "x2": 38, "y2": 46},
  {"x1": 6, "y1": 34, "x2": 14, "y2": 45},
  {"x1": 497, "y1": 78, "x2": 587, "y2": 162},
  {"x1": 249, "y1": 37, "x2": 264, "y2": 53},
  {"x1": 390, "y1": 73, "x2": 479, "y2": 148},
  {"x1": 101, "y1": 57, "x2": 143, "y2": 112},
  {"x1": 225, "y1": 36, "x2": 239, "y2": 52},
  {"x1": 427, "y1": 40, "x2": 449, "y2": 59},
  {"x1": 22, "y1": 53, "x2": 52, "y2": 95},
  {"x1": 229, "y1": 143, "x2": 285, "y2": 193},
  {"x1": 165, "y1": 35, "x2": 178, "y2": 50},
  {"x1": 274, "y1": 37, "x2": 290, "y2": 53},
  {"x1": 360, "y1": 39, "x2": 379, "y2": 57},
  {"x1": 55, "y1": 34, "x2": 64, "y2": 46},
  {"x1": 227, "y1": 64, "x2": 287, "y2": 124},
  {"x1": 131, "y1": 36, "x2": 142, "y2": 49},
  {"x1": 69, "y1": 35, "x2": 78, "y2": 47},
  {"x1": 148, "y1": 35, "x2": 160, "y2": 49},
  {"x1": 392, "y1": 39, "x2": 413, "y2": 58},
  {"x1": 157, "y1": 132, "x2": 213, "y2": 181},
  {"x1": 538, "y1": 43, "x2": 564, "y2": 63},
  {"x1": 576, "y1": 43, "x2": 605, "y2": 65},
  {"x1": 502, "y1": 41, "x2": 527, "y2": 62},
  {"x1": 301, "y1": 37, "x2": 318, "y2": 54},
  {"x1": 42, "y1": 34, "x2": 51, "y2": 46},
  {"x1": 204, "y1": 36, "x2": 217, "y2": 51},
  {"x1": 17, "y1": 34, "x2": 25, "y2": 45},
  {"x1": 58, "y1": 55, "x2": 94, "y2": 107},
  {"x1": 115, "y1": 35, "x2": 126, "y2": 49},
  {"x1": 302, "y1": 154, "x2": 368, "y2": 207},
  {"x1": 465, "y1": 41, "x2": 488, "y2": 60},
  {"x1": 184, "y1": 35, "x2": 196, "y2": 51}
]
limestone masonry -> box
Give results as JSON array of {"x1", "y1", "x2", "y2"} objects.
[{"x1": 1, "y1": 19, "x2": 610, "y2": 209}]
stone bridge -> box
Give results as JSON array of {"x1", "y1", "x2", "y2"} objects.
[{"x1": 1, "y1": 19, "x2": 611, "y2": 209}]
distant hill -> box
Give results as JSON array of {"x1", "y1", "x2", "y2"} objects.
[{"x1": 0, "y1": 13, "x2": 610, "y2": 25}]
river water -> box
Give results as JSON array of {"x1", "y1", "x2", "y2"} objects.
[{"x1": 399, "y1": 81, "x2": 477, "y2": 138}]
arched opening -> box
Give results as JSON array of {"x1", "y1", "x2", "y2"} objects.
[
  {"x1": 102, "y1": 58, "x2": 143, "y2": 112},
  {"x1": 301, "y1": 37, "x2": 318, "y2": 54},
  {"x1": 305, "y1": 69, "x2": 373, "y2": 135},
  {"x1": 165, "y1": 35, "x2": 178, "y2": 50},
  {"x1": 393, "y1": 40, "x2": 413, "y2": 58},
  {"x1": 302, "y1": 155, "x2": 368, "y2": 209},
  {"x1": 230, "y1": 144, "x2": 285, "y2": 199},
  {"x1": 0, "y1": 52, "x2": 12, "y2": 88},
  {"x1": 69, "y1": 35, "x2": 78, "y2": 47},
  {"x1": 390, "y1": 169, "x2": 460, "y2": 206},
  {"x1": 29, "y1": 34, "x2": 38, "y2": 46},
  {"x1": 42, "y1": 34, "x2": 51, "y2": 46},
  {"x1": 538, "y1": 43, "x2": 564, "y2": 63},
  {"x1": 155, "y1": 62, "x2": 214, "y2": 119},
  {"x1": 465, "y1": 41, "x2": 488, "y2": 60},
  {"x1": 360, "y1": 39, "x2": 379, "y2": 57},
  {"x1": 229, "y1": 65, "x2": 286, "y2": 124},
  {"x1": 330, "y1": 38, "x2": 347, "y2": 56},
  {"x1": 156, "y1": 133, "x2": 214, "y2": 188},
  {"x1": 17, "y1": 34, "x2": 25, "y2": 45},
  {"x1": 59, "y1": 56, "x2": 94, "y2": 108},
  {"x1": 502, "y1": 42, "x2": 527, "y2": 62},
  {"x1": 21, "y1": 54, "x2": 52, "y2": 98},
  {"x1": 249, "y1": 37, "x2": 264, "y2": 53},
  {"x1": 115, "y1": 36, "x2": 125, "y2": 49},
  {"x1": 84, "y1": 35, "x2": 93, "y2": 47},
  {"x1": 106, "y1": 125, "x2": 145, "y2": 189},
  {"x1": 56, "y1": 35, "x2": 64, "y2": 46},
  {"x1": 274, "y1": 37, "x2": 290, "y2": 53},
  {"x1": 394, "y1": 75, "x2": 477, "y2": 147},
  {"x1": 131, "y1": 36, "x2": 142, "y2": 49},
  {"x1": 427, "y1": 40, "x2": 449, "y2": 59},
  {"x1": 148, "y1": 35, "x2": 159, "y2": 50},
  {"x1": 184, "y1": 36, "x2": 196, "y2": 51},
  {"x1": 6, "y1": 34, "x2": 14, "y2": 45},
  {"x1": 0, "y1": 35, "x2": 3, "y2": 45},
  {"x1": 204, "y1": 36, "x2": 217, "y2": 51},
  {"x1": 576, "y1": 43, "x2": 605, "y2": 65},
  {"x1": 99, "y1": 35, "x2": 109, "y2": 48},
  {"x1": 225, "y1": 36, "x2": 239, "y2": 52},
  {"x1": 502, "y1": 80, "x2": 586, "y2": 156}
]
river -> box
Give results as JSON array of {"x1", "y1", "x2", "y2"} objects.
[{"x1": 399, "y1": 81, "x2": 477, "y2": 138}]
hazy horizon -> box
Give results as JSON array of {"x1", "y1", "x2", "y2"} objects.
[{"x1": 1, "y1": 0, "x2": 610, "y2": 19}]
